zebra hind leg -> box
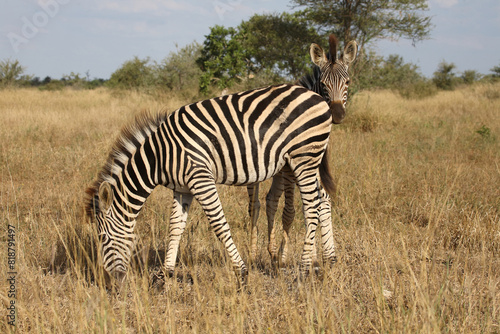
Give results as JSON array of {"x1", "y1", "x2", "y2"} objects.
[
  {"x1": 246, "y1": 183, "x2": 260, "y2": 264},
  {"x1": 277, "y1": 171, "x2": 295, "y2": 268},
  {"x1": 265, "y1": 173, "x2": 284, "y2": 271}
]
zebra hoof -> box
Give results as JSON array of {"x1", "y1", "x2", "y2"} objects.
[
  {"x1": 165, "y1": 269, "x2": 175, "y2": 279},
  {"x1": 113, "y1": 270, "x2": 127, "y2": 282},
  {"x1": 151, "y1": 271, "x2": 166, "y2": 289},
  {"x1": 167, "y1": 269, "x2": 194, "y2": 284},
  {"x1": 325, "y1": 255, "x2": 338, "y2": 268},
  {"x1": 298, "y1": 268, "x2": 311, "y2": 283},
  {"x1": 236, "y1": 267, "x2": 249, "y2": 292},
  {"x1": 270, "y1": 256, "x2": 280, "y2": 276},
  {"x1": 313, "y1": 265, "x2": 324, "y2": 281}
]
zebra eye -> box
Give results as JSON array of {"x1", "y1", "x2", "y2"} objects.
[{"x1": 346, "y1": 80, "x2": 350, "y2": 85}]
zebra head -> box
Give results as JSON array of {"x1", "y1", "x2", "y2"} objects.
[
  {"x1": 310, "y1": 35, "x2": 357, "y2": 124},
  {"x1": 87, "y1": 180, "x2": 136, "y2": 282}
]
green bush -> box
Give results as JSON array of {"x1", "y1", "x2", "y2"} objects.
[
  {"x1": 354, "y1": 52, "x2": 425, "y2": 92},
  {"x1": 490, "y1": 64, "x2": 500, "y2": 79},
  {"x1": 433, "y1": 61, "x2": 459, "y2": 90},
  {"x1": 461, "y1": 70, "x2": 482, "y2": 85},
  {"x1": 107, "y1": 57, "x2": 154, "y2": 90},
  {"x1": 38, "y1": 80, "x2": 65, "y2": 91},
  {"x1": 398, "y1": 80, "x2": 437, "y2": 99},
  {"x1": 155, "y1": 42, "x2": 202, "y2": 92}
]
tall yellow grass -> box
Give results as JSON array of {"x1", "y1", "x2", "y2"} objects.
[{"x1": 1, "y1": 84, "x2": 499, "y2": 333}]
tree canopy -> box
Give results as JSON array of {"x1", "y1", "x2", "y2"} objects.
[
  {"x1": 195, "y1": 0, "x2": 433, "y2": 93},
  {"x1": 0, "y1": 59, "x2": 30, "y2": 87},
  {"x1": 291, "y1": 0, "x2": 432, "y2": 51},
  {"x1": 196, "y1": 25, "x2": 250, "y2": 94},
  {"x1": 107, "y1": 57, "x2": 153, "y2": 90},
  {"x1": 239, "y1": 13, "x2": 321, "y2": 79},
  {"x1": 156, "y1": 42, "x2": 202, "y2": 91}
]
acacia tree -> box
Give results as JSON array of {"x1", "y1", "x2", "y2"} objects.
[
  {"x1": 0, "y1": 59, "x2": 30, "y2": 87},
  {"x1": 433, "y1": 61, "x2": 458, "y2": 90},
  {"x1": 291, "y1": 0, "x2": 432, "y2": 51},
  {"x1": 490, "y1": 65, "x2": 500, "y2": 80}
]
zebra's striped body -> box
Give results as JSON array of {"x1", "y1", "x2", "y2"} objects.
[
  {"x1": 86, "y1": 84, "x2": 333, "y2": 286},
  {"x1": 246, "y1": 36, "x2": 358, "y2": 268}
]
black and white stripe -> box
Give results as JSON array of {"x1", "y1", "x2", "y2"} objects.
[
  {"x1": 246, "y1": 36, "x2": 358, "y2": 268},
  {"x1": 87, "y1": 84, "x2": 333, "y2": 285}
]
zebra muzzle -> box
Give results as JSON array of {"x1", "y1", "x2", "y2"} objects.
[{"x1": 330, "y1": 101, "x2": 346, "y2": 124}]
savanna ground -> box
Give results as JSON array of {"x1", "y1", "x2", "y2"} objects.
[{"x1": 1, "y1": 83, "x2": 499, "y2": 333}]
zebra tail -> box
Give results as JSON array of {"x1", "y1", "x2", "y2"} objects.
[{"x1": 319, "y1": 145, "x2": 336, "y2": 197}]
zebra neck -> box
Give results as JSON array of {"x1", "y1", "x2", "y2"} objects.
[{"x1": 106, "y1": 121, "x2": 167, "y2": 219}]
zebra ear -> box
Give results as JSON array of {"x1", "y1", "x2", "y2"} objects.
[
  {"x1": 98, "y1": 181, "x2": 113, "y2": 212},
  {"x1": 342, "y1": 41, "x2": 358, "y2": 66},
  {"x1": 310, "y1": 43, "x2": 328, "y2": 68}
]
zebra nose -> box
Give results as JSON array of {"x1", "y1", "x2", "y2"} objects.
[
  {"x1": 330, "y1": 101, "x2": 345, "y2": 124},
  {"x1": 112, "y1": 268, "x2": 127, "y2": 283}
]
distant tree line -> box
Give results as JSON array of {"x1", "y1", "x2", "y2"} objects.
[
  {"x1": 0, "y1": 59, "x2": 107, "y2": 90},
  {"x1": 2, "y1": 0, "x2": 500, "y2": 99}
]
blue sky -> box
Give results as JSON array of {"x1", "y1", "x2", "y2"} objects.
[{"x1": 1, "y1": 0, "x2": 500, "y2": 80}]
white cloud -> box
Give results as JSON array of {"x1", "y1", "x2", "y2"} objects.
[{"x1": 433, "y1": 0, "x2": 459, "y2": 8}]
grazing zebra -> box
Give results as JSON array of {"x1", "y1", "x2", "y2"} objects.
[
  {"x1": 246, "y1": 36, "x2": 357, "y2": 268},
  {"x1": 85, "y1": 36, "x2": 352, "y2": 287}
]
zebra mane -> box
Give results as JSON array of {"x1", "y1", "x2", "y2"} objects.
[
  {"x1": 85, "y1": 109, "x2": 167, "y2": 218},
  {"x1": 297, "y1": 65, "x2": 322, "y2": 91}
]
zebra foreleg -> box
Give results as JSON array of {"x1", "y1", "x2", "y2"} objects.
[
  {"x1": 164, "y1": 191, "x2": 193, "y2": 277},
  {"x1": 189, "y1": 176, "x2": 248, "y2": 289},
  {"x1": 246, "y1": 183, "x2": 260, "y2": 263}
]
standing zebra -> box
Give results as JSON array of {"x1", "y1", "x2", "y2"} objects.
[
  {"x1": 85, "y1": 36, "x2": 353, "y2": 287},
  {"x1": 246, "y1": 36, "x2": 357, "y2": 268}
]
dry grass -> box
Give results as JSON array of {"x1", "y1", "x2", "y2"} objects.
[{"x1": 1, "y1": 84, "x2": 499, "y2": 333}]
